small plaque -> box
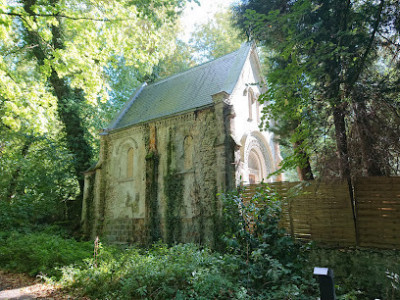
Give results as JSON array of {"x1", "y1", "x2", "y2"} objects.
[{"x1": 313, "y1": 267, "x2": 329, "y2": 276}]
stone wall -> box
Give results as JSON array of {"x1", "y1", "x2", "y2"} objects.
[{"x1": 83, "y1": 104, "x2": 231, "y2": 245}]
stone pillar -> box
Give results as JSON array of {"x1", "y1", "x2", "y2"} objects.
[
  {"x1": 211, "y1": 92, "x2": 236, "y2": 247},
  {"x1": 212, "y1": 92, "x2": 235, "y2": 193}
]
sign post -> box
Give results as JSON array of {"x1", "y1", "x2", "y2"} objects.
[{"x1": 313, "y1": 267, "x2": 336, "y2": 300}]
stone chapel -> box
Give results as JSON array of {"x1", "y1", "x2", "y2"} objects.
[{"x1": 82, "y1": 43, "x2": 282, "y2": 245}]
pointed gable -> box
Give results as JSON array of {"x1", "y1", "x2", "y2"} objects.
[{"x1": 110, "y1": 44, "x2": 252, "y2": 130}]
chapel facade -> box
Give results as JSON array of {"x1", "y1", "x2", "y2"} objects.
[{"x1": 82, "y1": 44, "x2": 282, "y2": 245}]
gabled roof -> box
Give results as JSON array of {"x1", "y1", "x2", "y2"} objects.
[{"x1": 109, "y1": 43, "x2": 252, "y2": 130}]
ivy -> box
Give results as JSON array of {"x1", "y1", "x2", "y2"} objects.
[
  {"x1": 164, "y1": 130, "x2": 184, "y2": 245},
  {"x1": 164, "y1": 171, "x2": 183, "y2": 245},
  {"x1": 145, "y1": 151, "x2": 160, "y2": 243}
]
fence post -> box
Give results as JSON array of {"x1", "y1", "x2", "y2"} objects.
[{"x1": 347, "y1": 178, "x2": 359, "y2": 247}]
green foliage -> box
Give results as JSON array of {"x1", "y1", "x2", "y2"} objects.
[
  {"x1": 233, "y1": 0, "x2": 400, "y2": 178},
  {"x1": 220, "y1": 186, "x2": 317, "y2": 298},
  {"x1": 2, "y1": 197, "x2": 400, "y2": 300},
  {"x1": 189, "y1": 10, "x2": 245, "y2": 63},
  {"x1": 59, "y1": 243, "x2": 243, "y2": 299},
  {"x1": 0, "y1": 0, "x2": 190, "y2": 226},
  {"x1": 0, "y1": 135, "x2": 80, "y2": 230},
  {"x1": 145, "y1": 150, "x2": 161, "y2": 243},
  {"x1": 0, "y1": 232, "x2": 93, "y2": 278},
  {"x1": 164, "y1": 134, "x2": 184, "y2": 244},
  {"x1": 310, "y1": 248, "x2": 400, "y2": 300},
  {"x1": 156, "y1": 39, "x2": 196, "y2": 79}
]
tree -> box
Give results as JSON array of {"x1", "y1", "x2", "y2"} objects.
[
  {"x1": 234, "y1": 0, "x2": 400, "y2": 179},
  {"x1": 190, "y1": 10, "x2": 245, "y2": 63},
  {"x1": 0, "y1": 0, "x2": 188, "y2": 222},
  {"x1": 156, "y1": 39, "x2": 196, "y2": 78}
]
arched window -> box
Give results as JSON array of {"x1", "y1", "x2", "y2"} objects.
[
  {"x1": 114, "y1": 139, "x2": 138, "y2": 180},
  {"x1": 127, "y1": 147, "x2": 134, "y2": 178},
  {"x1": 240, "y1": 132, "x2": 275, "y2": 186}
]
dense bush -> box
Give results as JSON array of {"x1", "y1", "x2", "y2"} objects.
[
  {"x1": 0, "y1": 231, "x2": 93, "y2": 278},
  {"x1": 220, "y1": 186, "x2": 317, "y2": 299},
  {"x1": 59, "y1": 243, "x2": 245, "y2": 299}
]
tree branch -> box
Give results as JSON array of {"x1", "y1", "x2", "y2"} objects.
[
  {"x1": 348, "y1": 0, "x2": 384, "y2": 87},
  {"x1": 1, "y1": 11, "x2": 112, "y2": 22}
]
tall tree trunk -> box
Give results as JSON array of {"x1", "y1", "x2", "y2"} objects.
[
  {"x1": 332, "y1": 104, "x2": 357, "y2": 245},
  {"x1": 22, "y1": 0, "x2": 92, "y2": 220},
  {"x1": 293, "y1": 140, "x2": 314, "y2": 181},
  {"x1": 332, "y1": 106, "x2": 351, "y2": 179}
]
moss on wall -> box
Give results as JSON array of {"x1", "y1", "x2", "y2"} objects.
[
  {"x1": 164, "y1": 171, "x2": 183, "y2": 244},
  {"x1": 145, "y1": 125, "x2": 161, "y2": 244},
  {"x1": 145, "y1": 152, "x2": 160, "y2": 243},
  {"x1": 164, "y1": 130, "x2": 184, "y2": 244}
]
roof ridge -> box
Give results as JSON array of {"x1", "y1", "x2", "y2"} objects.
[{"x1": 147, "y1": 45, "x2": 248, "y2": 88}]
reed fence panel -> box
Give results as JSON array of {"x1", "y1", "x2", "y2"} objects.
[
  {"x1": 240, "y1": 181, "x2": 356, "y2": 247},
  {"x1": 241, "y1": 177, "x2": 400, "y2": 249},
  {"x1": 354, "y1": 177, "x2": 400, "y2": 249}
]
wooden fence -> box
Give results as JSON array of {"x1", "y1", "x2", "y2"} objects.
[
  {"x1": 241, "y1": 177, "x2": 400, "y2": 249},
  {"x1": 354, "y1": 177, "x2": 400, "y2": 249}
]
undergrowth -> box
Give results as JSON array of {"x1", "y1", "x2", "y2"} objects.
[
  {"x1": 310, "y1": 247, "x2": 400, "y2": 300},
  {"x1": 0, "y1": 231, "x2": 93, "y2": 278},
  {"x1": 219, "y1": 186, "x2": 317, "y2": 299},
  {"x1": 1, "y1": 186, "x2": 399, "y2": 299},
  {"x1": 59, "y1": 243, "x2": 243, "y2": 299}
]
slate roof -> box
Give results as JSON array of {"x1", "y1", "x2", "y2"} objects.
[{"x1": 109, "y1": 43, "x2": 252, "y2": 130}]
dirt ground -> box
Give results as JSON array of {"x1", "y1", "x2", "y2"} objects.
[{"x1": 0, "y1": 271, "x2": 86, "y2": 300}]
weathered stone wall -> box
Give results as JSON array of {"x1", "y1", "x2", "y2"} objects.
[{"x1": 83, "y1": 106, "x2": 229, "y2": 245}]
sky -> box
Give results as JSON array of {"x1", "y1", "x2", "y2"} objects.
[{"x1": 180, "y1": 0, "x2": 237, "y2": 42}]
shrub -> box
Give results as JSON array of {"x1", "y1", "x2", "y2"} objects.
[
  {"x1": 0, "y1": 231, "x2": 93, "y2": 278},
  {"x1": 220, "y1": 185, "x2": 317, "y2": 298},
  {"x1": 59, "y1": 243, "x2": 245, "y2": 299},
  {"x1": 310, "y1": 248, "x2": 400, "y2": 299}
]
